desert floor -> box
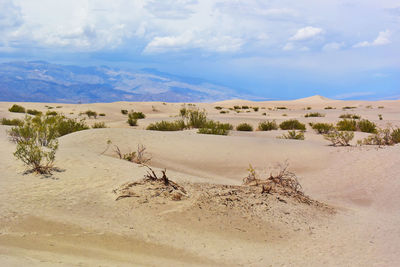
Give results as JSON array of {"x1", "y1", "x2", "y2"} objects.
[{"x1": 0, "y1": 95, "x2": 399, "y2": 266}]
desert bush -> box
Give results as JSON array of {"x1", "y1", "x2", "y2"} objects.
[
  {"x1": 236, "y1": 123, "x2": 253, "y2": 131},
  {"x1": 220, "y1": 110, "x2": 228, "y2": 114},
  {"x1": 324, "y1": 131, "x2": 354, "y2": 146},
  {"x1": 392, "y1": 128, "x2": 400, "y2": 144},
  {"x1": 54, "y1": 116, "x2": 89, "y2": 136},
  {"x1": 146, "y1": 120, "x2": 186, "y2": 131},
  {"x1": 342, "y1": 106, "x2": 357, "y2": 110},
  {"x1": 279, "y1": 119, "x2": 306, "y2": 130},
  {"x1": 214, "y1": 106, "x2": 223, "y2": 110},
  {"x1": 7, "y1": 115, "x2": 60, "y2": 173},
  {"x1": 198, "y1": 120, "x2": 232, "y2": 135},
  {"x1": 357, "y1": 119, "x2": 377, "y2": 133},
  {"x1": 253, "y1": 107, "x2": 259, "y2": 112},
  {"x1": 127, "y1": 117, "x2": 137, "y2": 126},
  {"x1": 311, "y1": 122, "x2": 334, "y2": 134},
  {"x1": 242, "y1": 105, "x2": 249, "y2": 109},
  {"x1": 378, "y1": 114, "x2": 383, "y2": 120},
  {"x1": 276, "y1": 106, "x2": 287, "y2": 110},
  {"x1": 113, "y1": 143, "x2": 151, "y2": 164},
  {"x1": 56, "y1": 106, "x2": 62, "y2": 108},
  {"x1": 336, "y1": 119, "x2": 357, "y2": 131},
  {"x1": 233, "y1": 105, "x2": 241, "y2": 109},
  {"x1": 378, "y1": 106, "x2": 384, "y2": 109},
  {"x1": 121, "y1": 109, "x2": 128, "y2": 115},
  {"x1": 92, "y1": 122, "x2": 107, "y2": 128},
  {"x1": 26, "y1": 109, "x2": 42, "y2": 116},
  {"x1": 339, "y1": 113, "x2": 361, "y2": 119},
  {"x1": 305, "y1": 112, "x2": 325, "y2": 118},
  {"x1": 128, "y1": 110, "x2": 146, "y2": 120},
  {"x1": 99, "y1": 113, "x2": 106, "y2": 117},
  {"x1": 85, "y1": 110, "x2": 97, "y2": 119},
  {"x1": 279, "y1": 130, "x2": 304, "y2": 140},
  {"x1": 1, "y1": 118, "x2": 23, "y2": 126},
  {"x1": 8, "y1": 104, "x2": 26, "y2": 113},
  {"x1": 262, "y1": 112, "x2": 267, "y2": 116},
  {"x1": 258, "y1": 120, "x2": 278, "y2": 131},
  {"x1": 324, "y1": 106, "x2": 334, "y2": 110},
  {"x1": 180, "y1": 107, "x2": 207, "y2": 128}
]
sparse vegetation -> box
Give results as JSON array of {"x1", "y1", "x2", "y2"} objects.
[
  {"x1": 112, "y1": 143, "x2": 151, "y2": 164},
  {"x1": 198, "y1": 121, "x2": 232, "y2": 136},
  {"x1": 324, "y1": 106, "x2": 334, "y2": 110},
  {"x1": 220, "y1": 110, "x2": 228, "y2": 114},
  {"x1": 1, "y1": 118, "x2": 23, "y2": 126},
  {"x1": 236, "y1": 123, "x2": 253, "y2": 131},
  {"x1": 339, "y1": 113, "x2": 361, "y2": 119},
  {"x1": 305, "y1": 112, "x2": 325, "y2": 117},
  {"x1": 8, "y1": 104, "x2": 26, "y2": 113},
  {"x1": 128, "y1": 111, "x2": 146, "y2": 120},
  {"x1": 242, "y1": 105, "x2": 249, "y2": 109},
  {"x1": 279, "y1": 119, "x2": 306, "y2": 130},
  {"x1": 252, "y1": 107, "x2": 259, "y2": 112},
  {"x1": 276, "y1": 106, "x2": 287, "y2": 110},
  {"x1": 258, "y1": 120, "x2": 278, "y2": 131},
  {"x1": 358, "y1": 127, "x2": 400, "y2": 146},
  {"x1": 99, "y1": 113, "x2": 106, "y2": 117},
  {"x1": 324, "y1": 131, "x2": 354, "y2": 146},
  {"x1": 121, "y1": 109, "x2": 128, "y2": 115},
  {"x1": 279, "y1": 130, "x2": 305, "y2": 140},
  {"x1": 214, "y1": 106, "x2": 223, "y2": 110},
  {"x1": 378, "y1": 114, "x2": 383, "y2": 120},
  {"x1": 180, "y1": 107, "x2": 207, "y2": 128},
  {"x1": 342, "y1": 106, "x2": 357, "y2": 110},
  {"x1": 46, "y1": 111, "x2": 58, "y2": 116},
  {"x1": 146, "y1": 120, "x2": 186, "y2": 131}
]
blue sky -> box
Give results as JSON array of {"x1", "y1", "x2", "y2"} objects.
[{"x1": 0, "y1": 0, "x2": 399, "y2": 100}]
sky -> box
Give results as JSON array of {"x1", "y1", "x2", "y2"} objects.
[{"x1": 0, "y1": 0, "x2": 399, "y2": 100}]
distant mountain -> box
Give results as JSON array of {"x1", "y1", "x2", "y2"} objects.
[{"x1": 0, "y1": 61, "x2": 255, "y2": 103}]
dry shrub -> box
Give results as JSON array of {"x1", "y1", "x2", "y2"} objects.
[
  {"x1": 323, "y1": 130, "x2": 354, "y2": 146},
  {"x1": 242, "y1": 162, "x2": 313, "y2": 204},
  {"x1": 358, "y1": 126, "x2": 400, "y2": 147},
  {"x1": 112, "y1": 143, "x2": 152, "y2": 164},
  {"x1": 114, "y1": 165, "x2": 187, "y2": 201}
]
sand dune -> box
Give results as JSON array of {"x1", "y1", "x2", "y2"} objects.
[{"x1": 0, "y1": 98, "x2": 400, "y2": 266}]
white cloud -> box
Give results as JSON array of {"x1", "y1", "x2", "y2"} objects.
[
  {"x1": 289, "y1": 26, "x2": 323, "y2": 41},
  {"x1": 283, "y1": 42, "x2": 294, "y2": 51},
  {"x1": 353, "y1": 30, "x2": 391, "y2": 48},
  {"x1": 323, "y1": 42, "x2": 345, "y2": 51}
]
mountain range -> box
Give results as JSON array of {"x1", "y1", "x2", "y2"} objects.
[{"x1": 0, "y1": 61, "x2": 256, "y2": 103}]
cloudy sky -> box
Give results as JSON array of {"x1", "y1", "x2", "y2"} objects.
[{"x1": 0, "y1": 0, "x2": 399, "y2": 99}]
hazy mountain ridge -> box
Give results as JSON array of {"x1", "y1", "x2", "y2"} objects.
[{"x1": 0, "y1": 61, "x2": 250, "y2": 103}]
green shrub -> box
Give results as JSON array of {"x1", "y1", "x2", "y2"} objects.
[
  {"x1": 258, "y1": 120, "x2": 278, "y2": 131},
  {"x1": 324, "y1": 131, "x2": 354, "y2": 146},
  {"x1": 214, "y1": 106, "x2": 223, "y2": 110},
  {"x1": 146, "y1": 120, "x2": 186, "y2": 131},
  {"x1": 339, "y1": 113, "x2": 361, "y2": 119},
  {"x1": 358, "y1": 127, "x2": 400, "y2": 146},
  {"x1": 234, "y1": 105, "x2": 241, "y2": 109},
  {"x1": 127, "y1": 117, "x2": 137, "y2": 126},
  {"x1": 121, "y1": 109, "x2": 128, "y2": 115},
  {"x1": 236, "y1": 123, "x2": 253, "y2": 131},
  {"x1": 336, "y1": 119, "x2": 357, "y2": 131},
  {"x1": 357, "y1": 119, "x2": 376, "y2": 133},
  {"x1": 85, "y1": 110, "x2": 97, "y2": 119},
  {"x1": 311, "y1": 123, "x2": 334, "y2": 134},
  {"x1": 46, "y1": 111, "x2": 58, "y2": 116},
  {"x1": 7, "y1": 115, "x2": 60, "y2": 173},
  {"x1": 9, "y1": 104, "x2": 26, "y2": 113},
  {"x1": 128, "y1": 111, "x2": 146, "y2": 120},
  {"x1": 198, "y1": 121, "x2": 232, "y2": 136},
  {"x1": 279, "y1": 130, "x2": 305, "y2": 140},
  {"x1": 1, "y1": 118, "x2": 23, "y2": 126},
  {"x1": 180, "y1": 107, "x2": 207, "y2": 128},
  {"x1": 279, "y1": 119, "x2": 306, "y2": 130},
  {"x1": 392, "y1": 128, "x2": 400, "y2": 144},
  {"x1": 241, "y1": 106, "x2": 249, "y2": 109},
  {"x1": 220, "y1": 110, "x2": 228, "y2": 114},
  {"x1": 92, "y1": 122, "x2": 107, "y2": 128},
  {"x1": 27, "y1": 109, "x2": 42, "y2": 116},
  {"x1": 54, "y1": 116, "x2": 89, "y2": 136},
  {"x1": 305, "y1": 112, "x2": 325, "y2": 118}
]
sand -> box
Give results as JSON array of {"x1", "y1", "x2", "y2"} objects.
[{"x1": 0, "y1": 97, "x2": 399, "y2": 266}]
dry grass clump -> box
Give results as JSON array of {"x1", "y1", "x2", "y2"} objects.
[
  {"x1": 279, "y1": 130, "x2": 305, "y2": 140},
  {"x1": 92, "y1": 122, "x2": 107, "y2": 128},
  {"x1": 305, "y1": 112, "x2": 325, "y2": 117},
  {"x1": 105, "y1": 141, "x2": 152, "y2": 164},
  {"x1": 114, "y1": 165, "x2": 187, "y2": 201}
]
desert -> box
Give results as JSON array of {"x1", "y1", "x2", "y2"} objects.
[{"x1": 0, "y1": 96, "x2": 399, "y2": 266}]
